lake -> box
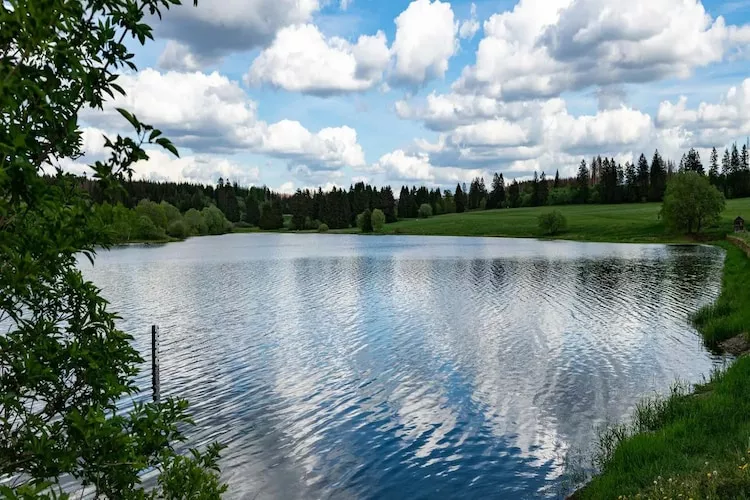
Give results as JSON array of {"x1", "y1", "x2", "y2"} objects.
[{"x1": 81, "y1": 234, "x2": 727, "y2": 499}]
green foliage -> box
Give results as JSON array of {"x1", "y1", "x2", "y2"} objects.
[
  {"x1": 318, "y1": 223, "x2": 329, "y2": 232},
  {"x1": 136, "y1": 199, "x2": 168, "y2": 230},
  {"x1": 418, "y1": 203, "x2": 433, "y2": 218},
  {"x1": 371, "y1": 209, "x2": 386, "y2": 232},
  {"x1": 258, "y1": 200, "x2": 283, "y2": 230},
  {"x1": 548, "y1": 187, "x2": 575, "y2": 205},
  {"x1": 661, "y1": 172, "x2": 725, "y2": 234},
  {"x1": 167, "y1": 219, "x2": 189, "y2": 239},
  {"x1": 538, "y1": 210, "x2": 567, "y2": 235},
  {"x1": 0, "y1": 0, "x2": 225, "y2": 497},
  {"x1": 202, "y1": 205, "x2": 231, "y2": 235},
  {"x1": 184, "y1": 208, "x2": 209, "y2": 236},
  {"x1": 161, "y1": 200, "x2": 182, "y2": 224},
  {"x1": 357, "y1": 209, "x2": 374, "y2": 233}
]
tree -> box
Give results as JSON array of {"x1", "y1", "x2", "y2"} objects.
[
  {"x1": 488, "y1": 173, "x2": 506, "y2": 209},
  {"x1": 245, "y1": 197, "x2": 261, "y2": 226},
  {"x1": 1, "y1": 0, "x2": 226, "y2": 497},
  {"x1": 418, "y1": 203, "x2": 433, "y2": 218},
  {"x1": 538, "y1": 171, "x2": 549, "y2": 206},
  {"x1": 398, "y1": 186, "x2": 412, "y2": 219},
  {"x1": 553, "y1": 170, "x2": 560, "y2": 189},
  {"x1": 636, "y1": 154, "x2": 650, "y2": 201},
  {"x1": 508, "y1": 179, "x2": 521, "y2": 208},
  {"x1": 709, "y1": 147, "x2": 720, "y2": 188},
  {"x1": 371, "y1": 208, "x2": 386, "y2": 231},
  {"x1": 683, "y1": 148, "x2": 704, "y2": 175},
  {"x1": 258, "y1": 200, "x2": 284, "y2": 230},
  {"x1": 649, "y1": 150, "x2": 667, "y2": 202},
  {"x1": 576, "y1": 160, "x2": 590, "y2": 204},
  {"x1": 625, "y1": 162, "x2": 638, "y2": 202},
  {"x1": 660, "y1": 172, "x2": 725, "y2": 234},
  {"x1": 357, "y1": 209, "x2": 374, "y2": 233},
  {"x1": 455, "y1": 183, "x2": 466, "y2": 213}
]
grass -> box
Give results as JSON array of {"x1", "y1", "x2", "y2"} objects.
[
  {"x1": 574, "y1": 237, "x2": 750, "y2": 499},
  {"x1": 375, "y1": 198, "x2": 750, "y2": 243},
  {"x1": 692, "y1": 242, "x2": 750, "y2": 347}
]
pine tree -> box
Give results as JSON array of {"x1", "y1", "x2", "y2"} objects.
[
  {"x1": 636, "y1": 153, "x2": 649, "y2": 201},
  {"x1": 397, "y1": 186, "x2": 410, "y2": 219},
  {"x1": 245, "y1": 196, "x2": 260, "y2": 226},
  {"x1": 709, "y1": 147, "x2": 720, "y2": 188},
  {"x1": 538, "y1": 171, "x2": 549, "y2": 206},
  {"x1": 649, "y1": 150, "x2": 667, "y2": 202},
  {"x1": 684, "y1": 148, "x2": 704, "y2": 174},
  {"x1": 488, "y1": 173, "x2": 505, "y2": 209},
  {"x1": 531, "y1": 171, "x2": 540, "y2": 206},
  {"x1": 576, "y1": 159, "x2": 590, "y2": 204},
  {"x1": 625, "y1": 162, "x2": 637, "y2": 202},
  {"x1": 455, "y1": 183, "x2": 466, "y2": 213},
  {"x1": 508, "y1": 179, "x2": 521, "y2": 208},
  {"x1": 553, "y1": 170, "x2": 560, "y2": 189}
]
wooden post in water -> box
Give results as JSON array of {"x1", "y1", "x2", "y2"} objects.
[{"x1": 151, "y1": 325, "x2": 160, "y2": 402}]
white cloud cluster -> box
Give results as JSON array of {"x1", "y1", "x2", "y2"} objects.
[
  {"x1": 156, "y1": 0, "x2": 321, "y2": 60},
  {"x1": 391, "y1": 0, "x2": 459, "y2": 86},
  {"x1": 81, "y1": 69, "x2": 365, "y2": 171},
  {"x1": 371, "y1": 149, "x2": 489, "y2": 185},
  {"x1": 246, "y1": 24, "x2": 390, "y2": 95},
  {"x1": 455, "y1": 0, "x2": 750, "y2": 99},
  {"x1": 458, "y1": 3, "x2": 480, "y2": 40}
]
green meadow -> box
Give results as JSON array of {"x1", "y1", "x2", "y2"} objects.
[{"x1": 375, "y1": 198, "x2": 750, "y2": 243}]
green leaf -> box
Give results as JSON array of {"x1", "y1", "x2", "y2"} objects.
[{"x1": 115, "y1": 108, "x2": 140, "y2": 132}]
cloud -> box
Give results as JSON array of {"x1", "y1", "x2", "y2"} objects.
[
  {"x1": 157, "y1": 41, "x2": 219, "y2": 71},
  {"x1": 245, "y1": 24, "x2": 389, "y2": 95},
  {"x1": 458, "y1": 3, "x2": 480, "y2": 40},
  {"x1": 155, "y1": 0, "x2": 321, "y2": 60},
  {"x1": 454, "y1": 0, "x2": 750, "y2": 99},
  {"x1": 390, "y1": 0, "x2": 458, "y2": 86},
  {"x1": 656, "y1": 78, "x2": 750, "y2": 146},
  {"x1": 80, "y1": 69, "x2": 366, "y2": 171}
]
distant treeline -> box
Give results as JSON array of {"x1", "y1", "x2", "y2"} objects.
[{"x1": 73, "y1": 142, "x2": 750, "y2": 239}]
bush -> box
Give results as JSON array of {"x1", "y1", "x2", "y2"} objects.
[
  {"x1": 548, "y1": 187, "x2": 574, "y2": 205},
  {"x1": 418, "y1": 203, "x2": 433, "y2": 218},
  {"x1": 357, "y1": 209, "x2": 374, "y2": 233},
  {"x1": 371, "y1": 209, "x2": 385, "y2": 232},
  {"x1": 183, "y1": 208, "x2": 208, "y2": 235},
  {"x1": 135, "y1": 215, "x2": 166, "y2": 240},
  {"x1": 660, "y1": 172, "x2": 725, "y2": 234},
  {"x1": 318, "y1": 223, "x2": 329, "y2": 232},
  {"x1": 166, "y1": 219, "x2": 189, "y2": 239},
  {"x1": 233, "y1": 220, "x2": 252, "y2": 229},
  {"x1": 538, "y1": 210, "x2": 567, "y2": 235}
]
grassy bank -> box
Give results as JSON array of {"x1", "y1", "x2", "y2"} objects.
[
  {"x1": 376, "y1": 198, "x2": 750, "y2": 243},
  {"x1": 575, "y1": 241, "x2": 750, "y2": 499}
]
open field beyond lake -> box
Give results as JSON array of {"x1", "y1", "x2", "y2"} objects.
[{"x1": 358, "y1": 198, "x2": 750, "y2": 243}]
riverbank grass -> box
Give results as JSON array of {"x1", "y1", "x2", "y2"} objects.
[{"x1": 575, "y1": 240, "x2": 750, "y2": 499}]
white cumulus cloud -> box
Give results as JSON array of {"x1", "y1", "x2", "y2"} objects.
[{"x1": 246, "y1": 24, "x2": 389, "y2": 95}]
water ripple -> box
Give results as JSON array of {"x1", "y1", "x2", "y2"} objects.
[{"x1": 78, "y1": 234, "x2": 727, "y2": 499}]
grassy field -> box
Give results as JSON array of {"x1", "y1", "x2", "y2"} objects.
[{"x1": 374, "y1": 198, "x2": 750, "y2": 243}]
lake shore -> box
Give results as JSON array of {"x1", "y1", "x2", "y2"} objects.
[{"x1": 572, "y1": 239, "x2": 750, "y2": 499}]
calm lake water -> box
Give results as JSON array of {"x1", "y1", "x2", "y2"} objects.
[{"x1": 81, "y1": 234, "x2": 727, "y2": 499}]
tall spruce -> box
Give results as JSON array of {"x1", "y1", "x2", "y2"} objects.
[
  {"x1": 455, "y1": 183, "x2": 467, "y2": 213},
  {"x1": 576, "y1": 159, "x2": 590, "y2": 203},
  {"x1": 636, "y1": 153, "x2": 650, "y2": 201},
  {"x1": 649, "y1": 150, "x2": 667, "y2": 202}
]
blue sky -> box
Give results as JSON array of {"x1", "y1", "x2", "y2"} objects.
[{"x1": 75, "y1": 0, "x2": 750, "y2": 192}]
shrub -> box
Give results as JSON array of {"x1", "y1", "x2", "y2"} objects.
[
  {"x1": 318, "y1": 223, "x2": 329, "y2": 232},
  {"x1": 183, "y1": 208, "x2": 208, "y2": 235},
  {"x1": 136, "y1": 215, "x2": 166, "y2": 240},
  {"x1": 418, "y1": 203, "x2": 433, "y2": 218},
  {"x1": 167, "y1": 219, "x2": 189, "y2": 239},
  {"x1": 357, "y1": 209, "x2": 374, "y2": 233},
  {"x1": 371, "y1": 209, "x2": 386, "y2": 232},
  {"x1": 538, "y1": 210, "x2": 567, "y2": 235},
  {"x1": 233, "y1": 220, "x2": 252, "y2": 229}
]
